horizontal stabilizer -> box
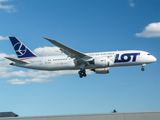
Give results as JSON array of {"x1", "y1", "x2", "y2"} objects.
[{"x1": 5, "y1": 57, "x2": 29, "y2": 64}]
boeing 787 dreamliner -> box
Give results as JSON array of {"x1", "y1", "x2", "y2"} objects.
[{"x1": 6, "y1": 37, "x2": 157, "y2": 78}]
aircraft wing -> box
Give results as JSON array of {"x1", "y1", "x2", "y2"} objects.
[{"x1": 43, "y1": 37, "x2": 93, "y2": 61}]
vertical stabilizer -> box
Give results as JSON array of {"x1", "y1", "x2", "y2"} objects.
[{"x1": 9, "y1": 37, "x2": 37, "y2": 60}]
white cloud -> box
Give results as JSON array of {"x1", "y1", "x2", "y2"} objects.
[
  {"x1": 0, "y1": 53, "x2": 16, "y2": 68},
  {"x1": 0, "y1": 53, "x2": 16, "y2": 60},
  {"x1": 0, "y1": 53, "x2": 8, "y2": 59},
  {"x1": 0, "y1": 0, "x2": 17, "y2": 13},
  {"x1": 0, "y1": 53, "x2": 16, "y2": 65},
  {"x1": 0, "y1": 66, "x2": 12, "y2": 72},
  {"x1": 129, "y1": 0, "x2": 135, "y2": 7},
  {"x1": 135, "y1": 22, "x2": 160, "y2": 38},
  {"x1": 0, "y1": 69, "x2": 89, "y2": 79},
  {"x1": 7, "y1": 78, "x2": 53, "y2": 84},
  {"x1": 34, "y1": 46, "x2": 64, "y2": 56},
  {"x1": 0, "y1": 0, "x2": 10, "y2": 2},
  {"x1": 1, "y1": 67, "x2": 93, "y2": 84},
  {"x1": 3, "y1": 70, "x2": 93, "y2": 84},
  {"x1": 0, "y1": 51, "x2": 94, "y2": 85},
  {"x1": 0, "y1": 36, "x2": 9, "y2": 40}
]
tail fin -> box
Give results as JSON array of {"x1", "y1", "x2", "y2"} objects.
[{"x1": 9, "y1": 37, "x2": 37, "y2": 60}]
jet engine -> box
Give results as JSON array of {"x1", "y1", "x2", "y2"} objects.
[
  {"x1": 93, "y1": 57, "x2": 113, "y2": 67},
  {"x1": 91, "y1": 67, "x2": 109, "y2": 74}
]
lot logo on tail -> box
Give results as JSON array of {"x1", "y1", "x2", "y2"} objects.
[
  {"x1": 114, "y1": 53, "x2": 140, "y2": 63},
  {"x1": 9, "y1": 37, "x2": 37, "y2": 59},
  {"x1": 14, "y1": 42, "x2": 27, "y2": 57}
]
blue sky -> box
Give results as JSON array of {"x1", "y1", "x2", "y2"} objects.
[{"x1": 0, "y1": 0, "x2": 160, "y2": 117}]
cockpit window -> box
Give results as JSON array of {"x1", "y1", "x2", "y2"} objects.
[{"x1": 147, "y1": 53, "x2": 151, "y2": 55}]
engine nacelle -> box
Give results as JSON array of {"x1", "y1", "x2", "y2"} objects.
[
  {"x1": 93, "y1": 57, "x2": 113, "y2": 67},
  {"x1": 92, "y1": 67, "x2": 109, "y2": 74}
]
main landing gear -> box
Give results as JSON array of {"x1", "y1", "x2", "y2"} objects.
[{"x1": 78, "y1": 69, "x2": 87, "y2": 78}]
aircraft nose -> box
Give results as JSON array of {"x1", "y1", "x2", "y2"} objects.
[
  {"x1": 152, "y1": 56, "x2": 157, "y2": 62},
  {"x1": 147, "y1": 55, "x2": 157, "y2": 63}
]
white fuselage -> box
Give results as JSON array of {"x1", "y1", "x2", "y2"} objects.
[{"x1": 12, "y1": 50, "x2": 157, "y2": 71}]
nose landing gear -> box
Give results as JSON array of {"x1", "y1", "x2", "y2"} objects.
[
  {"x1": 141, "y1": 67, "x2": 145, "y2": 71},
  {"x1": 78, "y1": 69, "x2": 87, "y2": 78},
  {"x1": 141, "y1": 64, "x2": 146, "y2": 71}
]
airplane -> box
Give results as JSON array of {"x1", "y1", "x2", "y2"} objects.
[{"x1": 5, "y1": 36, "x2": 157, "y2": 78}]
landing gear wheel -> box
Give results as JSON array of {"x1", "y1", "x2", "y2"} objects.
[
  {"x1": 79, "y1": 74, "x2": 83, "y2": 78},
  {"x1": 83, "y1": 73, "x2": 87, "y2": 77},
  {"x1": 141, "y1": 68, "x2": 145, "y2": 71},
  {"x1": 78, "y1": 70, "x2": 86, "y2": 78}
]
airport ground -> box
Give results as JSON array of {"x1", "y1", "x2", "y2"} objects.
[{"x1": 0, "y1": 111, "x2": 160, "y2": 120}]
